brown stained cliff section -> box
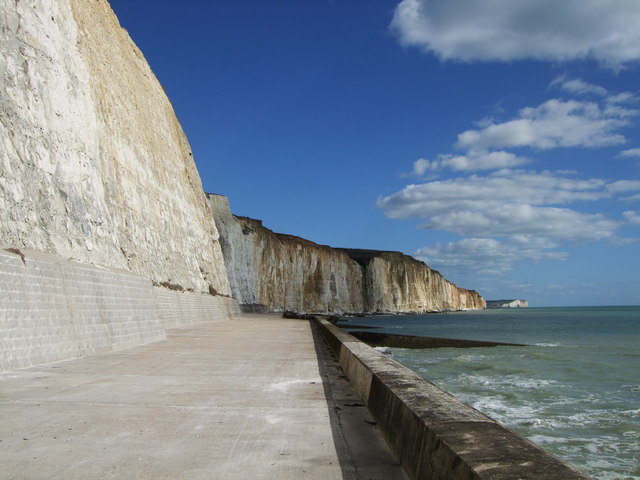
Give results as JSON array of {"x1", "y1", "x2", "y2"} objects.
[
  {"x1": 251, "y1": 227, "x2": 365, "y2": 313},
  {"x1": 341, "y1": 249, "x2": 485, "y2": 313},
  {"x1": 210, "y1": 197, "x2": 485, "y2": 314}
]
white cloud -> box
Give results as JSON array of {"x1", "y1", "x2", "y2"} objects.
[
  {"x1": 607, "y1": 180, "x2": 640, "y2": 193},
  {"x1": 608, "y1": 92, "x2": 640, "y2": 104},
  {"x1": 618, "y1": 148, "x2": 640, "y2": 158},
  {"x1": 379, "y1": 170, "x2": 610, "y2": 220},
  {"x1": 624, "y1": 210, "x2": 640, "y2": 224},
  {"x1": 410, "y1": 150, "x2": 529, "y2": 175},
  {"x1": 410, "y1": 158, "x2": 430, "y2": 176},
  {"x1": 455, "y1": 99, "x2": 630, "y2": 151},
  {"x1": 390, "y1": 0, "x2": 640, "y2": 68},
  {"x1": 550, "y1": 75, "x2": 608, "y2": 96},
  {"x1": 421, "y1": 204, "x2": 617, "y2": 241},
  {"x1": 415, "y1": 237, "x2": 568, "y2": 275},
  {"x1": 378, "y1": 169, "x2": 625, "y2": 273}
]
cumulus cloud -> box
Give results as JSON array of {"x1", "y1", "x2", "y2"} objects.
[
  {"x1": 550, "y1": 75, "x2": 608, "y2": 96},
  {"x1": 624, "y1": 211, "x2": 640, "y2": 224},
  {"x1": 410, "y1": 150, "x2": 529, "y2": 175},
  {"x1": 415, "y1": 238, "x2": 568, "y2": 275},
  {"x1": 607, "y1": 180, "x2": 640, "y2": 193},
  {"x1": 619, "y1": 148, "x2": 640, "y2": 158},
  {"x1": 390, "y1": 0, "x2": 640, "y2": 68},
  {"x1": 421, "y1": 204, "x2": 617, "y2": 241},
  {"x1": 608, "y1": 181, "x2": 640, "y2": 202},
  {"x1": 455, "y1": 99, "x2": 631, "y2": 151},
  {"x1": 608, "y1": 92, "x2": 640, "y2": 105},
  {"x1": 378, "y1": 169, "x2": 627, "y2": 273},
  {"x1": 380, "y1": 170, "x2": 610, "y2": 220}
]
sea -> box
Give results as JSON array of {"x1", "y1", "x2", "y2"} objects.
[{"x1": 340, "y1": 306, "x2": 640, "y2": 480}]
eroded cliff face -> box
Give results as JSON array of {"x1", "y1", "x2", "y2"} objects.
[
  {"x1": 0, "y1": 0, "x2": 229, "y2": 295},
  {"x1": 209, "y1": 194, "x2": 364, "y2": 313},
  {"x1": 207, "y1": 195, "x2": 260, "y2": 304},
  {"x1": 344, "y1": 250, "x2": 485, "y2": 313},
  {"x1": 210, "y1": 195, "x2": 485, "y2": 313}
]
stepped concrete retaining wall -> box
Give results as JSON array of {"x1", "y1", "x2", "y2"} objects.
[
  {"x1": 315, "y1": 319, "x2": 591, "y2": 480},
  {"x1": 152, "y1": 287, "x2": 239, "y2": 329},
  {"x1": 0, "y1": 248, "x2": 240, "y2": 372}
]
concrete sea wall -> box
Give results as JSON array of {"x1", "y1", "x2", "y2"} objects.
[
  {"x1": 0, "y1": 248, "x2": 239, "y2": 371},
  {"x1": 315, "y1": 318, "x2": 590, "y2": 479}
]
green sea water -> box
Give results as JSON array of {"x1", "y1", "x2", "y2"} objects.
[{"x1": 341, "y1": 306, "x2": 640, "y2": 479}]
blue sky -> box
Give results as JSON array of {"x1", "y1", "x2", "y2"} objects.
[{"x1": 109, "y1": 0, "x2": 640, "y2": 307}]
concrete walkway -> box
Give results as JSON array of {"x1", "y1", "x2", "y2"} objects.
[{"x1": 0, "y1": 314, "x2": 406, "y2": 479}]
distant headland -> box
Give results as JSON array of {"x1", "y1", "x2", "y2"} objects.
[{"x1": 486, "y1": 299, "x2": 529, "y2": 308}]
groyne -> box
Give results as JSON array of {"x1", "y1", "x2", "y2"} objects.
[
  {"x1": 315, "y1": 318, "x2": 591, "y2": 479},
  {"x1": 348, "y1": 330, "x2": 528, "y2": 349}
]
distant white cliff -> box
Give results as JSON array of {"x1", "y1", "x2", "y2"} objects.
[{"x1": 486, "y1": 299, "x2": 529, "y2": 308}]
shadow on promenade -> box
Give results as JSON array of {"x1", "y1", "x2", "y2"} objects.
[{"x1": 309, "y1": 321, "x2": 406, "y2": 480}]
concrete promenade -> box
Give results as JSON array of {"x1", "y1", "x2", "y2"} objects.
[{"x1": 0, "y1": 314, "x2": 406, "y2": 479}]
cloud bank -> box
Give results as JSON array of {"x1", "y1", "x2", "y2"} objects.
[
  {"x1": 379, "y1": 169, "x2": 634, "y2": 275},
  {"x1": 381, "y1": 75, "x2": 640, "y2": 277},
  {"x1": 391, "y1": 0, "x2": 640, "y2": 68},
  {"x1": 411, "y1": 150, "x2": 529, "y2": 174},
  {"x1": 415, "y1": 238, "x2": 569, "y2": 275},
  {"x1": 379, "y1": 170, "x2": 621, "y2": 240}
]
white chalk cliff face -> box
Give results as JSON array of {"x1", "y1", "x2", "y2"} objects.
[
  {"x1": 208, "y1": 195, "x2": 365, "y2": 313},
  {"x1": 210, "y1": 195, "x2": 485, "y2": 314},
  {"x1": 0, "y1": 0, "x2": 230, "y2": 295},
  {"x1": 354, "y1": 251, "x2": 486, "y2": 312},
  {"x1": 207, "y1": 195, "x2": 260, "y2": 305}
]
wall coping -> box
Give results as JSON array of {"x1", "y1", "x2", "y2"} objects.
[{"x1": 315, "y1": 318, "x2": 592, "y2": 480}]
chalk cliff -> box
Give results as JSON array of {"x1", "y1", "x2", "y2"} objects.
[
  {"x1": 0, "y1": 0, "x2": 230, "y2": 295},
  {"x1": 486, "y1": 299, "x2": 529, "y2": 308},
  {"x1": 344, "y1": 249, "x2": 486, "y2": 313},
  {"x1": 209, "y1": 195, "x2": 485, "y2": 313},
  {"x1": 208, "y1": 195, "x2": 364, "y2": 313}
]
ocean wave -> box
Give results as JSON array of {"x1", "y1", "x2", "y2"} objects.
[
  {"x1": 455, "y1": 373, "x2": 557, "y2": 390},
  {"x1": 528, "y1": 434, "x2": 567, "y2": 445},
  {"x1": 452, "y1": 353, "x2": 490, "y2": 362},
  {"x1": 384, "y1": 307, "x2": 640, "y2": 480}
]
